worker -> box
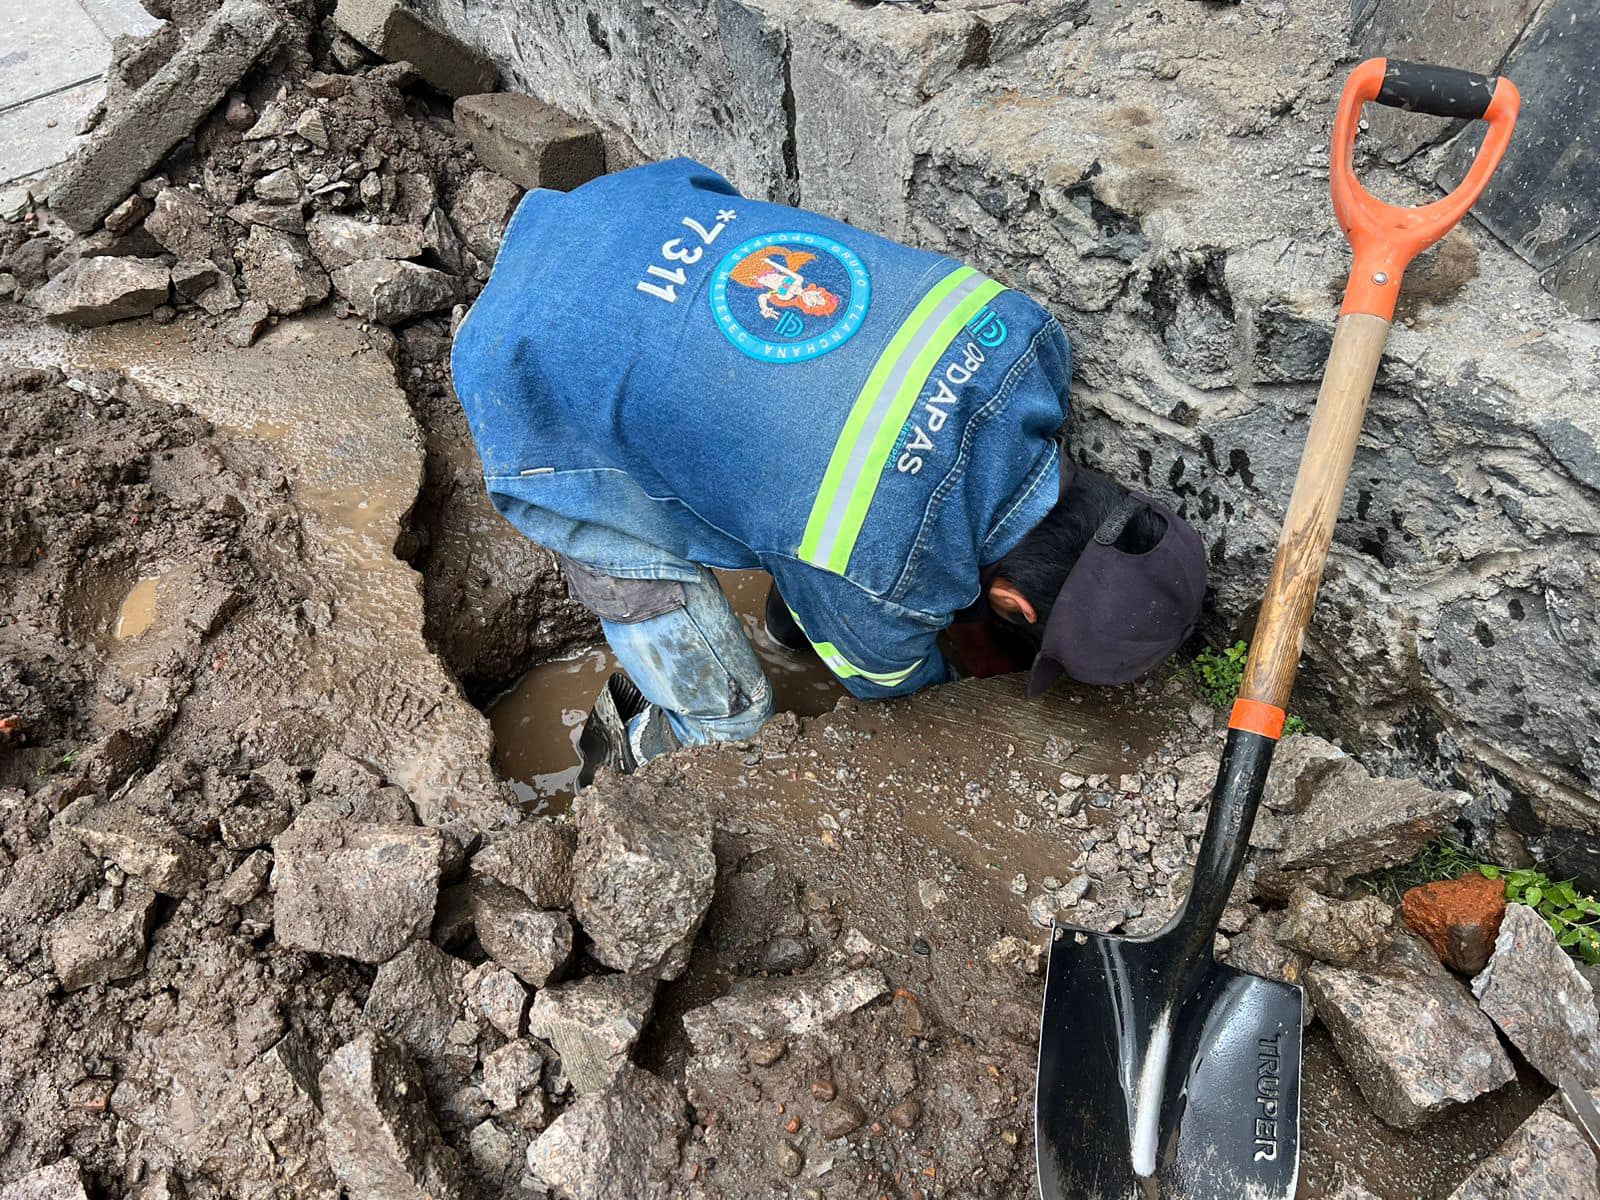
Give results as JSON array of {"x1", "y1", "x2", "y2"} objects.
[{"x1": 452, "y1": 158, "x2": 1206, "y2": 781}]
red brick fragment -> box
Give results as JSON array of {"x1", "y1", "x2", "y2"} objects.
[{"x1": 1403, "y1": 872, "x2": 1507, "y2": 975}]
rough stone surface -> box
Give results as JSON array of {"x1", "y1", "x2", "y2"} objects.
[
  {"x1": 319, "y1": 1030, "x2": 467, "y2": 1200},
  {"x1": 470, "y1": 882, "x2": 573, "y2": 987},
  {"x1": 1278, "y1": 886, "x2": 1397, "y2": 969},
  {"x1": 331, "y1": 259, "x2": 455, "y2": 323},
  {"x1": 33, "y1": 258, "x2": 170, "y2": 326},
  {"x1": 364, "y1": 941, "x2": 472, "y2": 1069},
  {"x1": 1262, "y1": 734, "x2": 1349, "y2": 815},
  {"x1": 272, "y1": 819, "x2": 443, "y2": 963},
  {"x1": 452, "y1": 94, "x2": 605, "y2": 191},
  {"x1": 146, "y1": 188, "x2": 224, "y2": 261},
  {"x1": 55, "y1": 790, "x2": 204, "y2": 895},
  {"x1": 1275, "y1": 762, "x2": 1468, "y2": 883},
  {"x1": 49, "y1": 883, "x2": 158, "y2": 990},
  {"x1": 469, "y1": 820, "x2": 575, "y2": 909},
  {"x1": 0, "y1": 1162, "x2": 89, "y2": 1200},
  {"x1": 307, "y1": 213, "x2": 426, "y2": 272},
  {"x1": 571, "y1": 774, "x2": 716, "y2": 980},
  {"x1": 526, "y1": 1064, "x2": 687, "y2": 1200},
  {"x1": 50, "y1": 0, "x2": 284, "y2": 231},
  {"x1": 527, "y1": 972, "x2": 657, "y2": 1096},
  {"x1": 1473, "y1": 902, "x2": 1600, "y2": 1088},
  {"x1": 1448, "y1": 1097, "x2": 1600, "y2": 1200},
  {"x1": 1403, "y1": 872, "x2": 1508, "y2": 974},
  {"x1": 238, "y1": 229, "x2": 331, "y2": 316},
  {"x1": 1306, "y1": 933, "x2": 1516, "y2": 1128},
  {"x1": 462, "y1": 961, "x2": 529, "y2": 1039},
  {"x1": 480, "y1": 1038, "x2": 544, "y2": 1112},
  {"x1": 333, "y1": 0, "x2": 498, "y2": 97},
  {"x1": 448, "y1": 169, "x2": 521, "y2": 262}
]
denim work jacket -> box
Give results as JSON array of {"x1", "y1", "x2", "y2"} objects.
[{"x1": 452, "y1": 158, "x2": 1070, "y2": 697}]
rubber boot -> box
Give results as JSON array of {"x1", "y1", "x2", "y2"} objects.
[
  {"x1": 763, "y1": 583, "x2": 810, "y2": 654},
  {"x1": 576, "y1": 672, "x2": 648, "y2": 788}
]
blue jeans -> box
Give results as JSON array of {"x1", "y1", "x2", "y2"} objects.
[{"x1": 563, "y1": 559, "x2": 774, "y2": 765}]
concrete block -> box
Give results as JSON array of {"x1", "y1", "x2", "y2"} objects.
[
  {"x1": 453, "y1": 93, "x2": 604, "y2": 191},
  {"x1": 333, "y1": 0, "x2": 497, "y2": 98},
  {"x1": 49, "y1": 0, "x2": 282, "y2": 232}
]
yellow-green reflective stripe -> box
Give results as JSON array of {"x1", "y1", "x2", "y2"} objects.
[
  {"x1": 786, "y1": 608, "x2": 921, "y2": 686},
  {"x1": 799, "y1": 267, "x2": 1004, "y2": 574}
]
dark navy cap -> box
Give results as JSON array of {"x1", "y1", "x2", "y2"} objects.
[{"x1": 1027, "y1": 492, "x2": 1207, "y2": 693}]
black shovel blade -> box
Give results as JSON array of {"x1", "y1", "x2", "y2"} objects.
[{"x1": 1035, "y1": 925, "x2": 1303, "y2": 1200}]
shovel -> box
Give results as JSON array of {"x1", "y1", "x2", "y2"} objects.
[{"x1": 1035, "y1": 58, "x2": 1520, "y2": 1200}]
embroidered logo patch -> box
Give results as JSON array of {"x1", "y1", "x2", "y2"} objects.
[{"x1": 710, "y1": 231, "x2": 870, "y2": 363}]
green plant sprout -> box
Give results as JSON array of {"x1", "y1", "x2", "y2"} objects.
[{"x1": 1190, "y1": 641, "x2": 1308, "y2": 736}]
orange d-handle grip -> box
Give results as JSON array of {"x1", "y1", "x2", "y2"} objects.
[{"x1": 1332, "y1": 58, "x2": 1520, "y2": 320}]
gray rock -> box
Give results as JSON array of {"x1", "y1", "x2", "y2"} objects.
[
  {"x1": 1261, "y1": 734, "x2": 1349, "y2": 814},
  {"x1": 50, "y1": 0, "x2": 284, "y2": 232},
  {"x1": 453, "y1": 94, "x2": 605, "y2": 192},
  {"x1": 319, "y1": 1030, "x2": 467, "y2": 1200},
  {"x1": 1275, "y1": 761, "x2": 1467, "y2": 882},
  {"x1": 571, "y1": 775, "x2": 716, "y2": 980},
  {"x1": 307, "y1": 213, "x2": 426, "y2": 271},
  {"x1": 55, "y1": 791, "x2": 203, "y2": 894},
  {"x1": 228, "y1": 201, "x2": 306, "y2": 234},
  {"x1": 682, "y1": 968, "x2": 889, "y2": 1047},
  {"x1": 465, "y1": 1120, "x2": 525, "y2": 1192},
  {"x1": 330, "y1": 259, "x2": 455, "y2": 324},
  {"x1": 103, "y1": 194, "x2": 151, "y2": 235},
  {"x1": 145, "y1": 188, "x2": 222, "y2": 260},
  {"x1": 224, "y1": 298, "x2": 270, "y2": 346},
  {"x1": 237, "y1": 228, "x2": 330, "y2": 316},
  {"x1": 365, "y1": 940, "x2": 473, "y2": 1069},
  {"x1": 481, "y1": 1039, "x2": 545, "y2": 1112},
  {"x1": 0, "y1": 844, "x2": 98, "y2": 963},
  {"x1": 449, "y1": 169, "x2": 521, "y2": 261},
  {"x1": 471, "y1": 882, "x2": 573, "y2": 987},
  {"x1": 0, "y1": 1161, "x2": 89, "y2": 1200},
  {"x1": 272, "y1": 818, "x2": 443, "y2": 963},
  {"x1": 463, "y1": 961, "x2": 529, "y2": 1039},
  {"x1": 1306, "y1": 933, "x2": 1515, "y2": 1128},
  {"x1": 333, "y1": 0, "x2": 498, "y2": 97},
  {"x1": 1448, "y1": 1097, "x2": 1600, "y2": 1199},
  {"x1": 1218, "y1": 910, "x2": 1313, "y2": 1025},
  {"x1": 49, "y1": 889, "x2": 156, "y2": 992},
  {"x1": 1277, "y1": 886, "x2": 1397, "y2": 969},
  {"x1": 526, "y1": 1064, "x2": 687, "y2": 1200},
  {"x1": 33, "y1": 257, "x2": 171, "y2": 327},
  {"x1": 1473, "y1": 902, "x2": 1600, "y2": 1087},
  {"x1": 171, "y1": 259, "x2": 222, "y2": 301},
  {"x1": 220, "y1": 850, "x2": 272, "y2": 905},
  {"x1": 527, "y1": 973, "x2": 657, "y2": 1096},
  {"x1": 470, "y1": 821, "x2": 576, "y2": 909}
]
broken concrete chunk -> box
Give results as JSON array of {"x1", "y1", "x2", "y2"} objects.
[
  {"x1": 330, "y1": 259, "x2": 455, "y2": 324},
  {"x1": 471, "y1": 882, "x2": 573, "y2": 987},
  {"x1": 481, "y1": 1039, "x2": 544, "y2": 1112},
  {"x1": 0, "y1": 844, "x2": 98, "y2": 963},
  {"x1": 528, "y1": 973, "x2": 657, "y2": 1096},
  {"x1": 51, "y1": 0, "x2": 284, "y2": 232},
  {"x1": 470, "y1": 820, "x2": 576, "y2": 909},
  {"x1": 199, "y1": 275, "x2": 243, "y2": 318},
  {"x1": 171, "y1": 259, "x2": 222, "y2": 301},
  {"x1": 1274, "y1": 761, "x2": 1467, "y2": 882},
  {"x1": 453, "y1": 94, "x2": 605, "y2": 192},
  {"x1": 449, "y1": 169, "x2": 522, "y2": 262},
  {"x1": 220, "y1": 850, "x2": 272, "y2": 905},
  {"x1": 34, "y1": 258, "x2": 171, "y2": 327},
  {"x1": 571, "y1": 775, "x2": 716, "y2": 980},
  {"x1": 227, "y1": 201, "x2": 306, "y2": 235},
  {"x1": 55, "y1": 791, "x2": 204, "y2": 895},
  {"x1": 1306, "y1": 933, "x2": 1515, "y2": 1128},
  {"x1": 526, "y1": 1064, "x2": 687, "y2": 1200},
  {"x1": 1276, "y1": 885, "x2": 1397, "y2": 969},
  {"x1": 319, "y1": 1030, "x2": 468, "y2": 1200},
  {"x1": 365, "y1": 940, "x2": 472, "y2": 1069},
  {"x1": 145, "y1": 188, "x2": 222, "y2": 260},
  {"x1": 1261, "y1": 733, "x2": 1348, "y2": 814},
  {"x1": 0, "y1": 1161, "x2": 90, "y2": 1200},
  {"x1": 1403, "y1": 871, "x2": 1507, "y2": 974},
  {"x1": 254, "y1": 168, "x2": 304, "y2": 206},
  {"x1": 237, "y1": 228, "x2": 331, "y2": 317},
  {"x1": 49, "y1": 883, "x2": 157, "y2": 989},
  {"x1": 103, "y1": 194, "x2": 151, "y2": 236},
  {"x1": 272, "y1": 818, "x2": 442, "y2": 963},
  {"x1": 224, "y1": 298, "x2": 270, "y2": 346},
  {"x1": 1472, "y1": 903, "x2": 1600, "y2": 1087},
  {"x1": 1447, "y1": 1097, "x2": 1600, "y2": 1200},
  {"x1": 462, "y1": 960, "x2": 529, "y2": 1039},
  {"x1": 683, "y1": 968, "x2": 890, "y2": 1048},
  {"x1": 333, "y1": 0, "x2": 498, "y2": 97},
  {"x1": 307, "y1": 212, "x2": 426, "y2": 271}
]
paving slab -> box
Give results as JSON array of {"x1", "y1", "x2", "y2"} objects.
[
  {"x1": 0, "y1": 79, "x2": 104, "y2": 187},
  {"x1": 0, "y1": 0, "x2": 110, "y2": 109}
]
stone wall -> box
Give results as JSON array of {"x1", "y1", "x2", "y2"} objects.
[{"x1": 414, "y1": 0, "x2": 1600, "y2": 875}]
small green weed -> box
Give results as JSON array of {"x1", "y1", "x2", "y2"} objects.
[
  {"x1": 1361, "y1": 836, "x2": 1600, "y2": 965},
  {"x1": 1190, "y1": 640, "x2": 1308, "y2": 736}
]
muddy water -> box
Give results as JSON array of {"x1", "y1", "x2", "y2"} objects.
[
  {"x1": 489, "y1": 569, "x2": 843, "y2": 811},
  {"x1": 114, "y1": 576, "x2": 163, "y2": 640}
]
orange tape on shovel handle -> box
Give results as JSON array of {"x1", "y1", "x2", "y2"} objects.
[{"x1": 1332, "y1": 58, "x2": 1520, "y2": 321}]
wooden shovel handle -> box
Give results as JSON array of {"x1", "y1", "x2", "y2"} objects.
[{"x1": 1237, "y1": 312, "x2": 1389, "y2": 715}]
